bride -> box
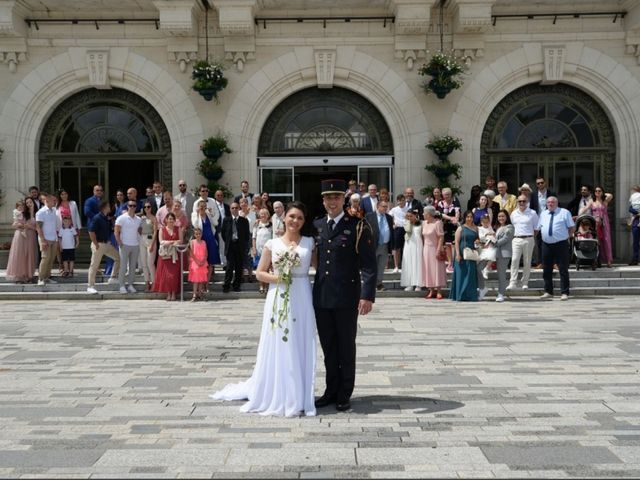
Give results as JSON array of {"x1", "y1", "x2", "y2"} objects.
[{"x1": 211, "y1": 201, "x2": 317, "y2": 417}]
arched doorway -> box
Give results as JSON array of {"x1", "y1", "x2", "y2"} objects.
[
  {"x1": 258, "y1": 87, "x2": 393, "y2": 219},
  {"x1": 39, "y1": 88, "x2": 171, "y2": 207},
  {"x1": 481, "y1": 84, "x2": 615, "y2": 207}
]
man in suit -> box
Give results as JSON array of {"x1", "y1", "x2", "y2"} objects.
[
  {"x1": 174, "y1": 180, "x2": 196, "y2": 215},
  {"x1": 496, "y1": 181, "x2": 517, "y2": 214},
  {"x1": 529, "y1": 176, "x2": 556, "y2": 268},
  {"x1": 214, "y1": 189, "x2": 231, "y2": 267},
  {"x1": 404, "y1": 187, "x2": 423, "y2": 217},
  {"x1": 233, "y1": 180, "x2": 254, "y2": 204},
  {"x1": 313, "y1": 179, "x2": 377, "y2": 412},
  {"x1": 360, "y1": 184, "x2": 379, "y2": 214},
  {"x1": 29, "y1": 186, "x2": 42, "y2": 210},
  {"x1": 365, "y1": 200, "x2": 393, "y2": 292},
  {"x1": 146, "y1": 180, "x2": 164, "y2": 215},
  {"x1": 568, "y1": 185, "x2": 593, "y2": 218},
  {"x1": 221, "y1": 202, "x2": 250, "y2": 292}
]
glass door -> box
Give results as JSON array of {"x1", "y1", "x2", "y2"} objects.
[
  {"x1": 54, "y1": 159, "x2": 104, "y2": 208},
  {"x1": 259, "y1": 167, "x2": 294, "y2": 207},
  {"x1": 357, "y1": 166, "x2": 393, "y2": 196}
]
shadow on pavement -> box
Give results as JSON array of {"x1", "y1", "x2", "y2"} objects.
[{"x1": 318, "y1": 395, "x2": 465, "y2": 415}]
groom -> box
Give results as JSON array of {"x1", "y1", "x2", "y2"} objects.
[{"x1": 313, "y1": 179, "x2": 377, "y2": 411}]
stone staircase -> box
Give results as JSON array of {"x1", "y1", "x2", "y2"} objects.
[{"x1": 1, "y1": 264, "x2": 639, "y2": 301}]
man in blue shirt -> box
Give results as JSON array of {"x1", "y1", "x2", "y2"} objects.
[
  {"x1": 84, "y1": 184, "x2": 104, "y2": 224},
  {"x1": 537, "y1": 196, "x2": 575, "y2": 300},
  {"x1": 86, "y1": 200, "x2": 120, "y2": 294},
  {"x1": 365, "y1": 200, "x2": 393, "y2": 291}
]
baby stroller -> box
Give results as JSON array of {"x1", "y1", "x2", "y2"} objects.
[{"x1": 573, "y1": 214, "x2": 599, "y2": 270}]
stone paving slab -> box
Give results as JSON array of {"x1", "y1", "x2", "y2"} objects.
[{"x1": 0, "y1": 297, "x2": 639, "y2": 478}]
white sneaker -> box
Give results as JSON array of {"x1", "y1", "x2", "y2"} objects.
[
  {"x1": 87, "y1": 287, "x2": 98, "y2": 294},
  {"x1": 540, "y1": 292, "x2": 553, "y2": 299},
  {"x1": 478, "y1": 287, "x2": 489, "y2": 300},
  {"x1": 37, "y1": 279, "x2": 45, "y2": 286},
  {"x1": 560, "y1": 293, "x2": 569, "y2": 301},
  {"x1": 495, "y1": 294, "x2": 504, "y2": 303},
  {"x1": 482, "y1": 268, "x2": 489, "y2": 280},
  {"x1": 107, "y1": 277, "x2": 118, "y2": 285},
  {"x1": 521, "y1": 285, "x2": 529, "y2": 290},
  {"x1": 119, "y1": 286, "x2": 128, "y2": 294},
  {"x1": 414, "y1": 286, "x2": 421, "y2": 292},
  {"x1": 127, "y1": 285, "x2": 137, "y2": 294},
  {"x1": 506, "y1": 283, "x2": 516, "y2": 291},
  {"x1": 404, "y1": 286, "x2": 413, "y2": 292},
  {"x1": 392, "y1": 268, "x2": 399, "y2": 273}
]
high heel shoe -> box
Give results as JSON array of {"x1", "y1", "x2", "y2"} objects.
[
  {"x1": 424, "y1": 290, "x2": 435, "y2": 299},
  {"x1": 436, "y1": 292, "x2": 443, "y2": 300}
]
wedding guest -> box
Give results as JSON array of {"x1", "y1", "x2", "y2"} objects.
[
  {"x1": 365, "y1": 200, "x2": 393, "y2": 292},
  {"x1": 239, "y1": 196, "x2": 256, "y2": 282},
  {"x1": 494, "y1": 210, "x2": 514, "y2": 303},
  {"x1": 628, "y1": 185, "x2": 640, "y2": 265},
  {"x1": 221, "y1": 202, "x2": 251, "y2": 293},
  {"x1": 389, "y1": 194, "x2": 409, "y2": 273},
  {"x1": 271, "y1": 201, "x2": 285, "y2": 238},
  {"x1": 518, "y1": 183, "x2": 532, "y2": 206},
  {"x1": 233, "y1": 180, "x2": 254, "y2": 204},
  {"x1": 29, "y1": 186, "x2": 42, "y2": 210},
  {"x1": 192, "y1": 199, "x2": 221, "y2": 290},
  {"x1": 477, "y1": 214, "x2": 496, "y2": 293},
  {"x1": 153, "y1": 212, "x2": 184, "y2": 301},
  {"x1": 6, "y1": 197, "x2": 37, "y2": 283},
  {"x1": 580, "y1": 186, "x2": 613, "y2": 267},
  {"x1": 361, "y1": 184, "x2": 379, "y2": 214},
  {"x1": 214, "y1": 189, "x2": 230, "y2": 266},
  {"x1": 530, "y1": 176, "x2": 556, "y2": 268},
  {"x1": 508, "y1": 194, "x2": 539, "y2": 290},
  {"x1": 58, "y1": 216, "x2": 79, "y2": 277},
  {"x1": 35, "y1": 193, "x2": 61, "y2": 286},
  {"x1": 421, "y1": 205, "x2": 446, "y2": 300},
  {"x1": 146, "y1": 180, "x2": 164, "y2": 215},
  {"x1": 83, "y1": 184, "x2": 104, "y2": 224},
  {"x1": 260, "y1": 191, "x2": 273, "y2": 214},
  {"x1": 400, "y1": 209, "x2": 423, "y2": 292},
  {"x1": 139, "y1": 202, "x2": 158, "y2": 291},
  {"x1": 156, "y1": 191, "x2": 175, "y2": 227},
  {"x1": 252, "y1": 208, "x2": 273, "y2": 294},
  {"x1": 113, "y1": 189, "x2": 127, "y2": 217},
  {"x1": 568, "y1": 185, "x2": 593, "y2": 217},
  {"x1": 466, "y1": 185, "x2": 482, "y2": 212},
  {"x1": 56, "y1": 188, "x2": 82, "y2": 229},
  {"x1": 379, "y1": 188, "x2": 391, "y2": 203},
  {"x1": 346, "y1": 193, "x2": 365, "y2": 218},
  {"x1": 438, "y1": 187, "x2": 460, "y2": 273},
  {"x1": 404, "y1": 187, "x2": 423, "y2": 217},
  {"x1": 449, "y1": 210, "x2": 479, "y2": 302},
  {"x1": 115, "y1": 199, "x2": 142, "y2": 294},
  {"x1": 171, "y1": 201, "x2": 190, "y2": 239},
  {"x1": 496, "y1": 181, "x2": 517, "y2": 214},
  {"x1": 485, "y1": 175, "x2": 497, "y2": 193},
  {"x1": 426, "y1": 186, "x2": 443, "y2": 208},
  {"x1": 86, "y1": 200, "x2": 120, "y2": 294},
  {"x1": 188, "y1": 227, "x2": 208, "y2": 301},
  {"x1": 484, "y1": 189, "x2": 500, "y2": 226},
  {"x1": 174, "y1": 180, "x2": 196, "y2": 215},
  {"x1": 472, "y1": 194, "x2": 492, "y2": 225}
]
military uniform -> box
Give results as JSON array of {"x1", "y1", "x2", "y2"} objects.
[{"x1": 313, "y1": 196, "x2": 377, "y2": 406}]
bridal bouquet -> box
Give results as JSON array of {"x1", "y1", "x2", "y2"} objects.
[{"x1": 271, "y1": 245, "x2": 302, "y2": 342}]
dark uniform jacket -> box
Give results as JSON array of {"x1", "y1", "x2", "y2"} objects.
[{"x1": 313, "y1": 214, "x2": 377, "y2": 309}]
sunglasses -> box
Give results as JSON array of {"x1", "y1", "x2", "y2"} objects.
[
  {"x1": 517, "y1": 200, "x2": 527, "y2": 203},
  {"x1": 128, "y1": 204, "x2": 137, "y2": 207},
  {"x1": 144, "y1": 205, "x2": 152, "y2": 209},
  {"x1": 178, "y1": 184, "x2": 186, "y2": 187}
]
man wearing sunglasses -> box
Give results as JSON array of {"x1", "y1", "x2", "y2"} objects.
[
  {"x1": 115, "y1": 200, "x2": 143, "y2": 294},
  {"x1": 508, "y1": 195, "x2": 539, "y2": 291},
  {"x1": 529, "y1": 177, "x2": 556, "y2": 268}
]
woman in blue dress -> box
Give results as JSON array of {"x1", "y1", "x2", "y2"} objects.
[
  {"x1": 472, "y1": 194, "x2": 491, "y2": 226},
  {"x1": 191, "y1": 200, "x2": 220, "y2": 289},
  {"x1": 449, "y1": 210, "x2": 479, "y2": 301}
]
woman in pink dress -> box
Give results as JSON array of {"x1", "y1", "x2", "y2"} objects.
[
  {"x1": 580, "y1": 186, "x2": 613, "y2": 267},
  {"x1": 6, "y1": 197, "x2": 38, "y2": 283},
  {"x1": 172, "y1": 201, "x2": 191, "y2": 271},
  {"x1": 421, "y1": 205, "x2": 447, "y2": 299},
  {"x1": 188, "y1": 227, "x2": 208, "y2": 301},
  {"x1": 152, "y1": 213, "x2": 184, "y2": 301}
]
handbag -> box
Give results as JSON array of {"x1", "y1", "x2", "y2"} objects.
[
  {"x1": 463, "y1": 247, "x2": 480, "y2": 262},
  {"x1": 479, "y1": 246, "x2": 496, "y2": 262},
  {"x1": 436, "y1": 248, "x2": 447, "y2": 261}
]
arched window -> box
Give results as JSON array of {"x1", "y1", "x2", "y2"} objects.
[
  {"x1": 481, "y1": 84, "x2": 615, "y2": 206},
  {"x1": 259, "y1": 87, "x2": 393, "y2": 156}
]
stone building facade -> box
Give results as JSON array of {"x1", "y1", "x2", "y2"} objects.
[{"x1": 0, "y1": 0, "x2": 639, "y2": 258}]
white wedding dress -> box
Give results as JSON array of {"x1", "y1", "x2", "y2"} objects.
[{"x1": 211, "y1": 236, "x2": 317, "y2": 417}]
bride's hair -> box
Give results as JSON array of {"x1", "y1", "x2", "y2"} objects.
[{"x1": 285, "y1": 201, "x2": 314, "y2": 237}]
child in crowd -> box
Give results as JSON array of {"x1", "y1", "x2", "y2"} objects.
[
  {"x1": 400, "y1": 209, "x2": 423, "y2": 292},
  {"x1": 576, "y1": 219, "x2": 594, "y2": 240},
  {"x1": 478, "y1": 214, "x2": 496, "y2": 279},
  {"x1": 58, "y1": 216, "x2": 78, "y2": 277},
  {"x1": 13, "y1": 200, "x2": 27, "y2": 238},
  {"x1": 188, "y1": 227, "x2": 208, "y2": 301},
  {"x1": 252, "y1": 208, "x2": 273, "y2": 294}
]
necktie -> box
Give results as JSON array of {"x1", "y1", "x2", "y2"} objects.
[
  {"x1": 232, "y1": 216, "x2": 238, "y2": 240},
  {"x1": 328, "y1": 219, "x2": 335, "y2": 231},
  {"x1": 548, "y1": 210, "x2": 554, "y2": 237},
  {"x1": 378, "y1": 214, "x2": 387, "y2": 245}
]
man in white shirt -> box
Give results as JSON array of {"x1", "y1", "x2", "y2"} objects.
[
  {"x1": 389, "y1": 194, "x2": 410, "y2": 272},
  {"x1": 35, "y1": 193, "x2": 61, "y2": 285},
  {"x1": 191, "y1": 184, "x2": 220, "y2": 228},
  {"x1": 115, "y1": 201, "x2": 142, "y2": 294},
  {"x1": 508, "y1": 195, "x2": 539, "y2": 290},
  {"x1": 271, "y1": 201, "x2": 285, "y2": 238}
]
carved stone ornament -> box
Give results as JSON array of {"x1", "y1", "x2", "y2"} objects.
[
  {"x1": 224, "y1": 50, "x2": 255, "y2": 72},
  {"x1": 542, "y1": 45, "x2": 566, "y2": 85},
  {"x1": 0, "y1": 50, "x2": 26, "y2": 73},
  {"x1": 168, "y1": 50, "x2": 198, "y2": 73},
  {"x1": 314, "y1": 49, "x2": 336, "y2": 89},
  {"x1": 86, "y1": 50, "x2": 110, "y2": 89}
]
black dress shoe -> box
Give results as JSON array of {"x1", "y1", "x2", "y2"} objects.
[
  {"x1": 314, "y1": 395, "x2": 336, "y2": 408},
  {"x1": 233, "y1": 287, "x2": 241, "y2": 292},
  {"x1": 222, "y1": 287, "x2": 230, "y2": 293},
  {"x1": 336, "y1": 401, "x2": 351, "y2": 412},
  {"x1": 629, "y1": 260, "x2": 639, "y2": 266}
]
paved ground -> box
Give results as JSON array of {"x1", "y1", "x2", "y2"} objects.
[{"x1": 0, "y1": 296, "x2": 639, "y2": 478}]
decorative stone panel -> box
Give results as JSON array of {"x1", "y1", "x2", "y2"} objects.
[
  {"x1": 541, "y1": 45, "x2": 566, "y2": 84},
  {"x1": 86, "y1": 50, "x2": 110, "y2": 89},
  {"x1": 314, "y1": 49, "x2": 336, "y2": 88}
]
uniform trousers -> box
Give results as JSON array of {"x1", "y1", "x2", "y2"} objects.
[
  {"x1": 315, "y1": 307, "x2": 358, "y2": 403},
  {"x1": 118, "y1": 244, "x2": 139, "y2": 287},
  {"x1": 88, "y1": 242, "x2": 120, "y2": 287},
  {"x1": 38, "y1": 240, "x2": 58, "y2": 280},
  {"x1": 223, "y1": 240, "x2": 244, "y2": 290},
  {"x1": 509, "y1": 237, "x2": 535, "y2": 287},
  {"x1": 542, "y1": 239, "x2": 570, "y2": 295}
]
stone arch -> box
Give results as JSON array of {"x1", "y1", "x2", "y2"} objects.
[
  {"x1": 223, "y1": 47, "x2": 429, "y2": 192},
  {"x1": 0, "y1": 48, "x2": 203, "y2": 204},
  {"x1": 450, "y1": 44, "x2": 640, "y2": 258}
]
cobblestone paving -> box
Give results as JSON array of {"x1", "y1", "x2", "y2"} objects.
[{"x1": 0, "y1": 297, "x2": 639, "y2": 478}]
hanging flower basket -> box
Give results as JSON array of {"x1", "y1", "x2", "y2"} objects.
[
  {"x1": 418, "y1": 52, "x2": 466, "y2": 100},
  {"x1": 426, "y1": 134, "x2": 463, "y2": 159},
  {"x1": 200, "y1": 134, "x2": 232, "y2": 160},
  {"x1": 197, "y1": 159, "x2": 225, "y2": 181},
  {"x1": 192, "y1": 60, "x2": 228, "y2": 103}
]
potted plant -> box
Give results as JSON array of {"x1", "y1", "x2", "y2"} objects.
[
  {"x1": 200, "y1": 133, "x2": 232, "y2": 160},
  {"x1": 418, "y1": 51, "x2": 466, "y2": 99},
  {"x1": 426, "y1": 134, "x2": 463, "y2": 160},
  {"x1": 422, "y1": 135, "x2": 464, "y2": 197},
  {"x1": 192, "y1": 59, "x2": 228, "y2": 102},
  {"x1": 197, "y1": 158, "x2": 225, "y2": 181}
]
